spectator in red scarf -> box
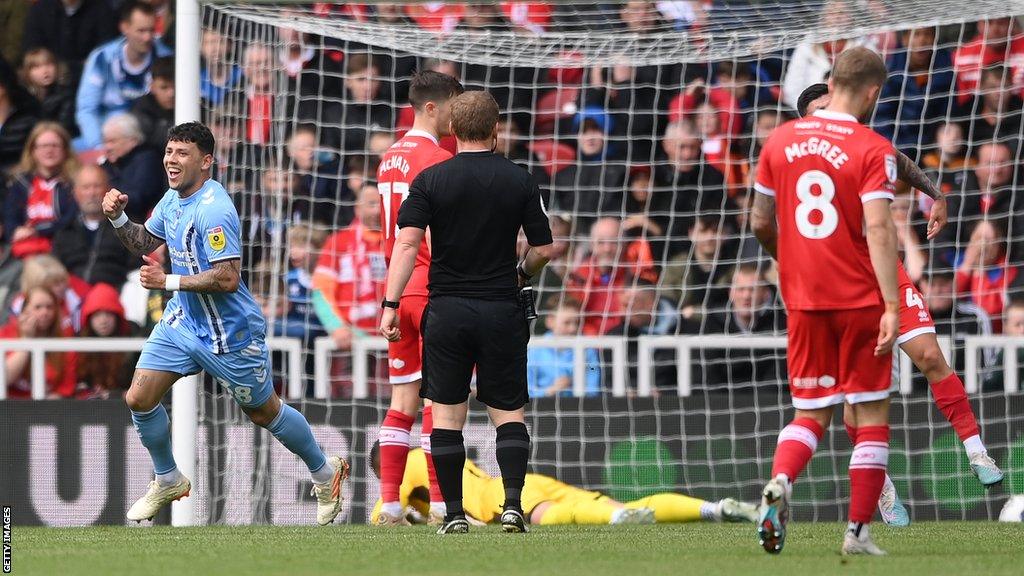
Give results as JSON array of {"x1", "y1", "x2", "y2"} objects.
[
  {"x1": 1, "y1": 286, "x2": 78, "y2": 398},
  {"x1": 76, "y1": 282, "x2": 137, "y2": 398},
  {"x1": 3, "y1": 122, "x2": 79, "y2": 259}
]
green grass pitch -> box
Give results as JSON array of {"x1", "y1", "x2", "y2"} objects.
[{"x1": 12, "y1": 522, "x2": 1024, "y2": 576}]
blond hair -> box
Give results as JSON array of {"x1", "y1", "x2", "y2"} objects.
[
  {"x1": 20, "y1": 254, "x2": 70, "y2": 296},
  {"x1": 287, "y1": 223, "x2": 329, "y2": 250},
  {"x1": 18, "y1": 48, "x2": 68, "y2": 97},
  {"x1": 15, "y1": 122, "x2": 79, "y2": 180}
]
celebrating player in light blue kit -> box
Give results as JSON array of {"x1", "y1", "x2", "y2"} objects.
[{"x1": 103, "y1": 122, "x2": 348, "y2": 525}]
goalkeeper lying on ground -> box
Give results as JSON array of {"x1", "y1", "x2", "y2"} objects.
[{"x1": 369, "y1": 444, "x2": 759, "y2": 526}]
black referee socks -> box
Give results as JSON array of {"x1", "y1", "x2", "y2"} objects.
[
  {"x1": 430, "y1": 428, "x2": 466, "y2": 520},
  {"x1": 495, "y1": 422, "x2": 531, "y2": 512}
]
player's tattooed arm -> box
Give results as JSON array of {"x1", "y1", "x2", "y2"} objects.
[
  {"x1": 750, "y1": 192, "x2": 779, "y2": 259},
  {"x1": 895, "y1": 151, "x2": 941, "y2": 200},
  {"x1": 894, "y1": 150, "x2": 947, "y2": 239},
  {"x1": 113, "y1": 221, "x2": 165, "y2": 256},
  {"x1": 179, "y1": 259, "x2": 242, "y2": 293}
]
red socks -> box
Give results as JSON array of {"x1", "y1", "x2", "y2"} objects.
[
  {"x1": 848, "y1": 425, "x2": 889, "y2": 523},
  {"x1": 379, "y1": 409, "x2": 415, "y2": 503},
  {"x1": 421, "y1": 405, "x2": 443, "y2": 504},
  {"x1": 771, "y1": 417, "x2": 825, "y2": 481},
  {"x1": 929, "y1": 373, "x2": 980, "y2": 442}
]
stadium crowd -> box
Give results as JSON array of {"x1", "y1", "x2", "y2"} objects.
[{"x1": 1, "y1": 1, "x2": 1023, "y2": 398}]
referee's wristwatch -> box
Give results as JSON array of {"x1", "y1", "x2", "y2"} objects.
[
  {"x1": 516, "y1": 263, "x2": 533, "y2": 283},
  {"x1": 381, "y1": 298, "x2": 400, "y2": 310}
]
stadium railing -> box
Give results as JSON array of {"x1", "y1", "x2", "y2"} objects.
[
  {"x1": 316, "y1": 335, "x2": 630, "y2": 399},
  {"x1": 6, "y1": 334, "x2": 1008, "y2": 400},
  {"x1": 965, "y1": 335, "x2": 1024, "y2": 393},
  {"x1": 0, "y1": 337, "x2": 306, "y2": 400},
  {"x1": 636, "y1": 335, "x2": 956, "y2": 397}
]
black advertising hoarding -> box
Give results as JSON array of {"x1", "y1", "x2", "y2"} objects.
[{"x1": 1, "y1": 394, "x2": 1022, "y2": 526}]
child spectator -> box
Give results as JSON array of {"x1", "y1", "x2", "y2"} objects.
[
  {"x1": 18, "y1": 48, "x2": 77, "y2": 135},
  {"x1": 131, "y1": 56, "x2": 174, "y2": 149},
  {"x1": 527, "y1": 299, "x2": 601, "y2": 397},
  {"x1": 75, "y1": 1, "x2": 172, "y2": 150},
  {"x1": 76, "y1": 282, "x2": 138, "y2": 398},
  {"x1": 2, "y1": 122, "x2": 79, "y2": 259},
  {"x1": 9, "y1": 254, "x2": 90, "y2": 332},
  {"x1": 0, "y1": 286, "x2": 78, "y2": 398},
  {"x1": 277, "y1": 224, "x2": 329, "y2": 342},
  {"x1": 956, "y1": 218, "x2": 1018, "y2": 329}
]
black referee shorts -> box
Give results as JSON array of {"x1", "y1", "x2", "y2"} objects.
[{"x1": 420, "y1": 295, "x2": 530, "y2": 410}]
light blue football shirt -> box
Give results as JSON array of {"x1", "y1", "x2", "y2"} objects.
[{"x1": 145, "y1": 179, "x2": 266, "y2": 353}]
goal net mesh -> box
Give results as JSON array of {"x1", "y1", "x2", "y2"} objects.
[{"x1": 186, "y1": 0, "x2": 1024, "y2": 525}]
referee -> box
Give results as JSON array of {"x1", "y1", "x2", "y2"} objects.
[{"x1": 379, "y1": 91, "x2": 554, "y2": 534}]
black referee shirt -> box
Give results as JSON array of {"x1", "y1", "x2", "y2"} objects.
[{"x1": 398, "y1": 151, "x2": 553, "y2": 300}]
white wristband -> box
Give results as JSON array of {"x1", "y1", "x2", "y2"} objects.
[
  {"x1": 108, "y1": 212, "x2": 129, "y2": 228},
  {"x1": 165, "y1": 274, "x2": 181, "y2": 292}
]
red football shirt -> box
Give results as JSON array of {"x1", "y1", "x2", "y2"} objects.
[
  {"x1": 313, "y1": 221, "x2": 387, "y2": 331},
  {"x1": 953, "y1": 35, "x2": 1024, "y2": 103},
  {"x1": 377, "y1": 129, "x2": 452, "y2": 298},
  {"x1": 755, "y1": 109, "x2": 897, "y2": 311}
]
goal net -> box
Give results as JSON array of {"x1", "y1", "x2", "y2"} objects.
[{"x1": 185, "y1": 0, "x2": 1024, "y2": 525}]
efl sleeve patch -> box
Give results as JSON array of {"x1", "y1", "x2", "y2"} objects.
[{"x1": 207, "y1": 226, "x2": 226, "y2": 251}]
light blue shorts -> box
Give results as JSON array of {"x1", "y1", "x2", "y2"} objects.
[{"x1": 137, "y1": 321, "x2": 273, "y2": 407}]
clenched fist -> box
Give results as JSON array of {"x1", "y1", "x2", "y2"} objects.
[
  {"x1": 103, "y1": 188, "x2": 129, "y2": 220},
  {"x1": 140, "y1": 254, "x2": 168, "y2": 290}
]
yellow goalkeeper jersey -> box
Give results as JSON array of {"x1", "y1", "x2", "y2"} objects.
[{"x1": 370, "y1": 449, "x2": 602, "y2": 524}]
